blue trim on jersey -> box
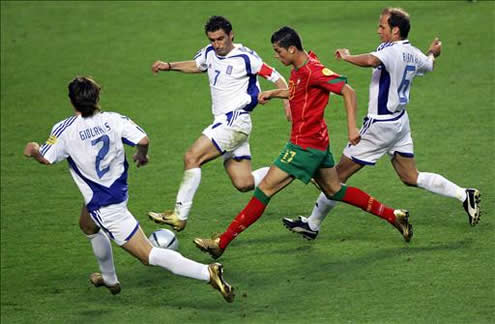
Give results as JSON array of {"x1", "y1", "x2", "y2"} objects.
[
  {"x1": 394, "y1": 151, "x2": 414, "y2": 158},
  {"x1": 67, "y1": 157, "x2": 129, "y2": 212},
  {"x1": 122, "y1": 138, "x2": 136, "y2": 147},
  {"x1": 41, "y1": 116, "x2": 78, "y2": 156},
  {"x1": 244, "y1": 74, "x2": 260, "y2": 111},
  {"x1": 211, "y1": 138, "x2": 225, "y2": 154},
  {"x1": 212, "y1": 122, "x2": 222, "y2": 129},
  {"x1": 351, "y1": 156, "x2": 376, "y2": 166},
  {"x1": 124, "y1": 222, "x2": 140, "y2": 241},
  {"x1": 233, "y1": 155, "x2": 251, "y2": 161},
  {"x1": 90, "y1": 210, "x2": 115, "y2": 239},
  {"x1": 376, "y1": 42, "x2": 395, "y2": 51},
  {"x1": 205, "y1": 45, "x2": 214, "y2": 61},
  {"x1": 377, "y1": 65, "x2": 393, "y2": 115},
  {"x1": 373, "y1": 110, "x2": 406, "y2": 122}
]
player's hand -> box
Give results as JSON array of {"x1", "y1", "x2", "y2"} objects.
[
  {"x1": 23, "y1": 142, "x2": 40, "y2": 157},
  {"x1": 258, "y1": 91, "x2": 272, "y2": 104},
  {"x1": 133, "y1": 153, "x2": 149, "y2": 168},
  {"x1": 283, "y1": 99, "x2": 292, "y2": 122},
  {"x1": 151, "y1": 60, "x2": 170, "y2": 74},
  {"x1": 427, "y1": 37, "x2": 442, "y2": 57},
  {"x1": 348, "y1": 128, "x2": 361, "y2": 146},
  {"x1": 335, "y1": 48, "x2": 350, "y2": 60}
]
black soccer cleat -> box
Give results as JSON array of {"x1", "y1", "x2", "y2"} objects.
[
  {"x1": 282, "y1": 216, "x2": 319, "y2": 240},
  {"x1": 463, "y1": 188, "x2": 481, "y2": 226}
]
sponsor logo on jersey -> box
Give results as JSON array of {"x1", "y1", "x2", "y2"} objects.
[{"x1": 322, "y1": 68, "x2": 335, "y2": 76}]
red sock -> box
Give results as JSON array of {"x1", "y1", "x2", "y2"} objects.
[
  {"x1": 219, "y1": 195, "x2": 268, "y2": 249},
  {"x1": 341, "y1": 186, "x2": 396, "y2": 224}
]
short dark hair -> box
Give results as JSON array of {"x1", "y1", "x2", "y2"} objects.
[
  {"x1": 383, "y1": 8, "x2": 410, "y2": 39},
  {"x1": 204, "y1": 16, "x2": 232, "y2": 34},
  {"x1": 68, "y1": 76, "x2": 101, "y2": 117},
  {"x1": 270, "y1": 26, "x2": 303, "y2": 51}
]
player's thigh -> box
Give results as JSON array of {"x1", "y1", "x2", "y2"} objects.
[
  {"x1": 258, "y1": 165, "x2": 295, "y2": 197},
  {"x1": 335, "y1": 155, "x2": 365, "y2": 183},
  {"x1": 185, "y1": 135, "x2": 222, "y2": 167},
  {"x1": 79, "y1": 204, "x2": 99, "y2": 235},
  {"x1": 122, "y1": 227, "x2": 153, "y2": 265},
  {"x1": 313, "y1": 167, "x2": 342, "y2": 196},
  {"x1": 224, "y1": 158, "x2": 254, "y2": 188},
  {"x1": 391, "y1": 154, "x2": 419, "y2": 185}
]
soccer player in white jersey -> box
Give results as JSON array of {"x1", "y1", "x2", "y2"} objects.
[
  {"x1": 148, "y1": 16, "x2": 290, "y2": 231},
  {"x1": 23, "y1": 77, "x2": 234, "y2": 302},
  {"x1": 283, "y1": 8, "x2": 481, "y2": 240}
]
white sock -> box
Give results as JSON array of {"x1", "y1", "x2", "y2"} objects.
[
  {"x1": 307, "y1": 192, "x2": 338, "y2": 231},
  {"x1": 174, "y1": 168, "x2": 201, "y2": 220},
  {"x1": 417, "y1": 172, "x2": 466, "y2": 202},
  {"x1": 252, "y1": 167, "x2": 269, "y2": 187},
  {"x1": 87, "y1": 230, "x2": 119, "y2": 285},
  {"x1": 148, "y1": 247, "x2": 210, "y2": 281}
]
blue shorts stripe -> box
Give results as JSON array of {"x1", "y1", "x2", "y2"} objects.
[{"x1": 124, "y1": 222, "x2": 140, "y2": 241}]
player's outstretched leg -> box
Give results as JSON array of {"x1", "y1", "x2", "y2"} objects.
[
  {"x1": 392, "y1": 209, "x2": 413, "y2": 242},
  {"x1": 208, "y1": 263, "x2": 235, "y2": 303},
  {"x1": 463, "y1": 188, "x2": 481, "y2": 226},
  {"x1": 89, "y1": 272, "x2": 121, "y2": 295}
]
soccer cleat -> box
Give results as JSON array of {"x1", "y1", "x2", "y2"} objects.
[
  {"x1": 282, "y1": 216, "x2": 319, "y2": 240},
  {"x1": 392, "y1": 209, "x2": 413, "y2": 242},
  {"x1": 208, "y1": 263, "x2": 235, "y2": 303},
  {"x1": 463, "y1": 188, "x2": 481, "y2": 226},
  {"x1": 148, "y1": 210, "x2": 187, "y2": 232},
  {"x1": 89, "y1": 272, "x2": 121, "y2": 295},
  {"x1": 193, "y1": 236, "x2": 224, "y2": 260}
]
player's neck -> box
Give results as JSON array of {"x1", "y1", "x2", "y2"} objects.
[{"x1": 293, "y1": 51, "x2": 309, "y2": 70}]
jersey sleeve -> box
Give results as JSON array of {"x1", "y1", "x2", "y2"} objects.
[
  {"x1": 257, "y1": 63, "x2": 281, "y2": 82},
  {"x1": 119, "y1": 114, "x2": 147, "y2": 146},
  {"x1": 193, "y1": 45, "x2": 212, "y2": 72},
  {"x1": 39, "y1": 121, "x2": 69, "y2": 164},
  {"x1": 416, "y1": 51, "x2": 434, "y2": 75},
  {"x1": 310, "y1": 67, "x2": 348, "y2": 94},
  {"x1": 370, "y1": 44, "x2": 395, "y2": 71}
]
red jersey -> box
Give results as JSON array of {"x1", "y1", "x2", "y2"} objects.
[{"x1": 288, "y1": 51, "x2": 347, "y2": 151}]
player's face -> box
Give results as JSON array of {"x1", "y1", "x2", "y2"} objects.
[
  {"x1": 272, "y1": 43, "x2": 292, "y2": 66},
  {"x1": 207, "y1": 29, "x2": 234, "y2": 56},
  {"x1": 377, "y1": 14, "x2": 393, "y2": 42}
]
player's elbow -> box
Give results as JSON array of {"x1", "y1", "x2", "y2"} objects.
[{"x1": 138, "y1": 136, "x2": 150, "y2": 146}]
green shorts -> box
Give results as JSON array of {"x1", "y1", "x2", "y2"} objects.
[{"x1": 273, "y1": 142, "x2": 335, "y2": 184}]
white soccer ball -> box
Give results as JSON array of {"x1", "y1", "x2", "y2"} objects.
[{"x1": 148, "y1": 229, "x2": 179, "y2": 251}]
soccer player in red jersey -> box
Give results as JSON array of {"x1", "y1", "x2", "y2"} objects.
[{"x1": 193, "y1": 26, "x2": 412, "y2": 259}]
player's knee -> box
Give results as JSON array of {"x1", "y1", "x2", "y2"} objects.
[
  {"x1": 183, "y1": 150, "x2": 200, "y2": 168},
  {"x1": 79, "y1": 221, "x2": 99, "y2": 235},
  {"x1": 233, "y1": 179, "x2": 254, "y2": 192}
]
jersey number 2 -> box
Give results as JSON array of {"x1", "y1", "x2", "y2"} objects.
[
  {"x1": 91, "y1": 135, "x2": 110, "y2": 178},
  {"x1": 397, "y1": 65, "x2": 416, "y2": 104}
]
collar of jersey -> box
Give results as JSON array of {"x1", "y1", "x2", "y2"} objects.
[{"x1": 294, "y1": 57, "x2": 310, "y2": 71}]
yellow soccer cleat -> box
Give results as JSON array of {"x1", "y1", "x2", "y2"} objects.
[
  {"x1": 193, "y1": 236, "x2": 224, "y2": 260},
  {"x1": 208, "y1": 263, "x2": 235, "y2": 303},
  {"x1": 89, "y1": 272, "x2": 121, "y2": 295},
  {"x1": 148, "y1": 210, "x2": 187, "y2": 232},
  {"x1": 393, "y1": 209, "x2": 413, "y2": 242}
]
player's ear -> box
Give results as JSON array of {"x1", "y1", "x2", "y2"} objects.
[
  {"x1": 229, "y1": 31, "x2": 234, "y2": 42},
  {"x1": 289, "y1": 46, "x2": 296, "y2": 54}
]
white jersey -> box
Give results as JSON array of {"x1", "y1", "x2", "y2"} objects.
[
  {"x1": 40, "y1": 112, "x2": 147, "y2": 212},
  {"x1": 368, "y1": 40, "x2": 433, "y2": 119},
  {"x1": 194, "y1": 43, "x2": 280, "y2": 116}
]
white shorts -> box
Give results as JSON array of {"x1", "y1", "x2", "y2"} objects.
[
  {"x1": 89, "y1": 201, "x2": 139, "y2": 246},
  {"x1": 343, "y1": 111, "x2": 414, "y2": 165},
  {"x1": 202, "y1": 110, "x2": 252, "y2": 161}
]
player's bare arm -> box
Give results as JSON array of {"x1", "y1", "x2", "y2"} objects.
[
  {"x1": 151, "y1": 60, "x2": 201, "y2": 74},
  {"x1": 133, "y1": 136, "x2": 150, "y2": 168},
  {"x1": 335, "y1": 49, "x2": 381, "y2": 68},
  {"x1": 257, "y1": 88, "x2": 289, "y2": 104},
  {"x1": 340, "y1": 85, "x2": 361, "y2": 145},
  {"x1": 23, "y1": 142, "x2": 50, "y2": 165},
  {"x1": 273, "y1": 77, "x2": 291, "y2": 121}
]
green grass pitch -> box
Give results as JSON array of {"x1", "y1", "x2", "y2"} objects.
[{"x1": 1, "y1": 1, "x2": 494, "y2": 323}]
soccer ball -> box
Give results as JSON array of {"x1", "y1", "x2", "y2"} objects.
[{"x1": 148, "y1": 229, "x2": 179, "y2": 251}]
